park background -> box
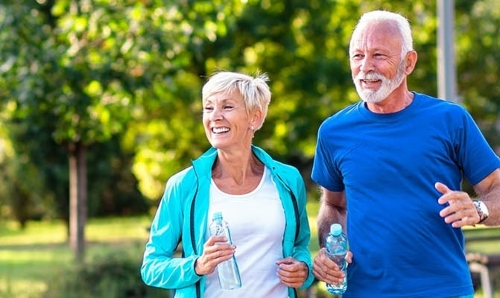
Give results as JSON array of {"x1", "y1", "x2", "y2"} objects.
[{"x1": 1, "y1": 0, "x2": 499, "y2": 297}]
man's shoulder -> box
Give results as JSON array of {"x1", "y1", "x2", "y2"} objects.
[
  {"x1": 414, "y1": 91, "x2": 462, "y2": 106},
  {"x1": 413, "y1": 92, "x2": 468, "y2": 114},
  {"x1": 323, "y1": 101, "x2": 360, "y2": 120}
]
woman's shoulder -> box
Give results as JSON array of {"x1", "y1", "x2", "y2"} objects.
[
  {"x1": 166, "y1": 147, "x2": 216, "y2": 188},
  {"x1": 165, "y1": 166, "x2": 197, "y2": 189},
  {"x1": 252, "y1": 146, "x2": 302, "y2": 178}
]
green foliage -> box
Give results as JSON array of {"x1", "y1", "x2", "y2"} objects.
[
  {"x1": 455, "y1": 1, "x2": 500, "y2": 147},
  {"x1": 1, "y1": 0, "x2": 500, "y2": 214}
]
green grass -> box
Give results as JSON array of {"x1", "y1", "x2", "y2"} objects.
[
  {"x1": 464, "y1": 225, "x2": 500, "y2": 253},
  {"x1": 0, "y1": 204, "x2": 499, "y2": 298},
  {"x1": 0, "y1": 216, "x2": 152, "y2": 298}
]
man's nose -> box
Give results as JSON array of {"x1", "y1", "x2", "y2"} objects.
[{"x1": 359, "y1": 56, "x2": 375, "y2": 73}]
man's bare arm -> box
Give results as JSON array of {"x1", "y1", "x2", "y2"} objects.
[
  {"x1": 473, "y1": 168, "x2": 500, "y2": 226},
  {"x1": 317, "y1": 187, "x2": 347, "y2": 247}
]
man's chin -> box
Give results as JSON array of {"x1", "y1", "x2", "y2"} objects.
[{"x1": 360, "y1": 92, "x2": 384, "y2": 103}]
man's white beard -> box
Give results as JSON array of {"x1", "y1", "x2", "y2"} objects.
[{"x1": 353, "y1": 61, "x2": 406, "y2": 103}]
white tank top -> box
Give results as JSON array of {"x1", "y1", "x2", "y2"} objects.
[{"x1": 205, "y1": 166, "x2": 288, "y2": 298}]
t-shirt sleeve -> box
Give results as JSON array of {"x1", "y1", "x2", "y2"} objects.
[
  {"x1": 311, "y1": 126, "x2": 345, "y2": 192},
  {"x1": 457, "y1": 108, "x2": 500, "y2": 185}
]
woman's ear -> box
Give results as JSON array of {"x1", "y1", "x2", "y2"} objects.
[{"x1": 251, "y1": 109, "x2": 263, "y2": 130}]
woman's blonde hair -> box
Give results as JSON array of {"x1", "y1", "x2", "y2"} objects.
[{"x1": 202, "y1": 71, "x2": 271, "y2": 129}]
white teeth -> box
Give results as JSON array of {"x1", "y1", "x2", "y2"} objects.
[{"x1": 212, "y1": 127, "x2": 229, "y2": 134}]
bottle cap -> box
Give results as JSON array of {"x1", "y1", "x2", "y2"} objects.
[
  {"x1": 330, "y1": 223, "x2": 342, "y2": 236},
  {"x1": 212, "y1": 211, "x2": 223, "y2": 220}
]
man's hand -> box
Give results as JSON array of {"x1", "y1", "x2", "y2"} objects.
[
  {"x1": 312, "y1": 248, "x2": 352, "y2": 285},
  {"x1": 436, "y1": 182, "x2": 480, "y2": 228}
]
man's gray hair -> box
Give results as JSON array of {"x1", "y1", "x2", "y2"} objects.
[{"x1": 353, "y1": 10, "x2": 414, "y2": 57}]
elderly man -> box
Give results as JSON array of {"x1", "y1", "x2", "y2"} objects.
[{"x1": 311, "y1": 10, "x2": 500, "y2": 298}]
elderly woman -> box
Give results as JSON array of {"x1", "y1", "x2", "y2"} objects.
[{"x1": 141, "y1": 71, "x2": 314, "y2": 297}]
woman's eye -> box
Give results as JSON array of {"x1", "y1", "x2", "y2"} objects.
[
  {"x1": 223, "y1": 105, "x2": 234, "y2": 110},
  {"x1": 203, "y1": 106, "x2": 214, "y2": 112}
]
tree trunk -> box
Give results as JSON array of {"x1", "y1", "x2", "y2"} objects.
[
  {"x1": 12, "y1": 182, "x2": 29, "y2": 230},
  {"x1": 68, "y1": 141, "x2": 87, "y2": 262}
]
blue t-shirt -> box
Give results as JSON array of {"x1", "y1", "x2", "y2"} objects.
[{"x1": 311, "y1": 92, "x2": 500, "y2": 297}]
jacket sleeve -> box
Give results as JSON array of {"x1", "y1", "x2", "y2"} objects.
[
  {"x1": 291, "y1": 170, "x2": 315, "y2": 290},
  {"x1": 140, "y1": 175, "x2": 202, "y2": 289}
]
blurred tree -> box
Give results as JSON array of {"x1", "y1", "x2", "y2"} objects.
[
  {"x1": 0, "y1": 0, "x2": 168, "y2": 261},
  {"x1": 0, "y1": 112, "x2": 48, "y2": 227},
  {"x1": 455, "y1": 0, "x2": 500, "y2": 145},
  {"x1": 0, "y1": 117, "x2": 59, "y2": 227}
]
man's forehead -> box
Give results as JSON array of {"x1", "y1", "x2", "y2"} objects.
[{"x1": 350, "y1": 22, "x2": 402, "y2": 50}]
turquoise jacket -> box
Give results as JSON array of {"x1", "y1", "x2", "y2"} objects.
[{"x1": 141, "y1": 145, "x2": 314, "y2": 297}]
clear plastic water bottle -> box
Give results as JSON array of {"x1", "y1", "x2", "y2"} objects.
[
  {"x1": 209, "y1": 212, "x2": 242, "y2": 290},
  {"x1": 325, "y1": 223, "x2": 348, "y2": 295}
]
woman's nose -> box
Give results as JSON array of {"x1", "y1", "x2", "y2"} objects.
[{"x1": 209, "y1": 106, "x2": 223, "y2": 120}]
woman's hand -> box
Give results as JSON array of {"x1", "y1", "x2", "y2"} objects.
[
  {"x1": 276, "y1": 257, "x2": 308, "y2": 288},
  {"x1": 195, "y1": 236, "x2": 236, "y2": 275}
]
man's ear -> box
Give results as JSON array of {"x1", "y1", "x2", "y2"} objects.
[{"x1": 405, "y1": 50, "x2": 418, "y2": 74}]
